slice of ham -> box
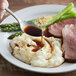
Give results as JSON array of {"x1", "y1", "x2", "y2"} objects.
[
  {"x1": 47, "y1": 18, "x2": 76, "y2": 37},
  {"x1": 62, "y1": 24, "x2": 76, "y2": 62}
]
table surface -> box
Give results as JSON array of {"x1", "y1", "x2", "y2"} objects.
[{"x1": 0, "y1": 0, "x2": 76, "y2": 76}]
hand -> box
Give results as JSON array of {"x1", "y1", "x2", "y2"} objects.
[{"x1": 0, "y1": 0, "x2": 9, "y2": 19}]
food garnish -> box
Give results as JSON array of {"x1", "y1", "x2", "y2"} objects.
[
  {"x1": 0, "y1": 23, "x2": 21, "y2": 32},
  {"x1": 8, "y1": 31, "x2": 24, "y2": 39}
]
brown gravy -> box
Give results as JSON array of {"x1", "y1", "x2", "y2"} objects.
[
  {"x1": 42, "y1": 36, "x2": 53, "y2": 53},
  {"x1": 24, "y1": 26, "x2": 42, "y2": 36},
  {"x1": 24, "y1": 26, "x2": 52, "y2": 52},
  {"x1": 43, "y1": 28, "x2": 52, "y2": 37},
  {"x1": 32, "y1": 40, "x2": 44, "y2": 52}
]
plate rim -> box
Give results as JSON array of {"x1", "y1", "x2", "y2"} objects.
[{"x1": 0, "y1": 4, "x2": 76, "y2": 73}]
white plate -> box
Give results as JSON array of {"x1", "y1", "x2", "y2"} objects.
[{"x1": 0, "y1": 4, "x2": 76, "y2": 74}]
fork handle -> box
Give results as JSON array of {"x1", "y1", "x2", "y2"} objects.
[{"x1": 5, "y1": 8, "x2": 21, "y2": 23}]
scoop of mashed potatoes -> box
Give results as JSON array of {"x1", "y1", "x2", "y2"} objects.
[{"x1": 10, "y1": 33, "x2": 64, "y2": 68}]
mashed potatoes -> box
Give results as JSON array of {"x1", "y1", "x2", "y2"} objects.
[{"x1": 10, "y1": 33, "x2": 64, "y2": 68}]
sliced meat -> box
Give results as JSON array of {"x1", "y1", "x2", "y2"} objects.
[
  {"x1": 65, "y1": 59, "x2": 76, "y2": 63},
  {"x1": 48, "y1": 18, "x2": 76, "y2": 37},
  {"x1": 62, "y1": 24, "x2": 76, "y2": 62}
]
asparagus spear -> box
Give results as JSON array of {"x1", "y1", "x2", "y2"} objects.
[
  {"x1": 56, "y1": 12, "x2": 76, "y2": 22},
  {"x1": 65, "y1": 8, "x2": 75, "y2": 15},
  {"x1": 0, "y1": 23, "x2": 19, "y2": 28},
  {"x1": 8, "y1": 31, "x2": 24, "y2": 39},
  {"x1": 1, "y1": 26, "x2": 21, "y2": 32},
  {"x1": 41, "y1": 3, "x2": 74, "y2": 28},
  {"x1": 27, "y1": 15, "x2": 55, "y2": 27},
  {"x1": 28, "y1": 19, "x2": 36, "y2": 23},
  {"x1": 27, "y1": 4, "x2": 75, "y2": 28},
  {"x1": 28, "y1": 12, "x2": 76, "y2": 27}
]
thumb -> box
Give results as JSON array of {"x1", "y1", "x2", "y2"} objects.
[{"x1": 0, "y1": 10, "x2": 6, "y2": 19}]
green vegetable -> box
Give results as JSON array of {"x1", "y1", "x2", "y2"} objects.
[
  {"x1": 27, "y1": 15, "x2": 55, "y2": 27},
  {"x1": 41, "y1": 3, "x2": 74, "y2": 28},
  {"x1": 27, "y1": 3, "x2": 75, "y2": 29},
  {"x1": 56, "y1": 12, "x2": 76, "y2": 22},
  {"x1": 8, "y1": 31, "x2": 24, "y2": 39},
  {"x1": 1, "y1": 26, "x2": 21, "y2": 32},
  {"x1": 28, "y1": 19, "x2": 36, "y2": 23},
  {"x1": 65, "y1": 8, "x2": 75, "y2": 15},
  {"x1": 0, "y1": 23, "x2": 19, "y2": 28}
]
